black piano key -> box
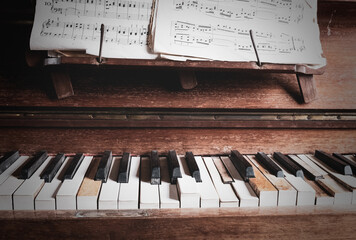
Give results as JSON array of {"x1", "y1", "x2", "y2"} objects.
[
  {"x1": 273, "y1": 152, "x2": 304, "y2": 179},
  {"x1": 230, "y1": 150, "x2": 255, "y2": 181},
  {"x1": 118, "y1": 152, "x2": 131, "y2": 183},
  {"x1": 167, "y1": 150, "x2": 182, "y2": 184},
  {"x1": 150, "y1": 150, "x2": 160, "y2": 185},
  {"x1": 20, "y1": 151, "x2": 48, "y2": 179},
  {"x1": 41, "y1": 153, "x2": 65, "y2": 183},
  {"x1": 332, "y1": 153, "x2": 356, "y2": 174},
  {"x1": 0, "y1": 150, "x2": 20, "y2": 175},
  {"x1": 315, "y1": 150, "x2": 352, "y2": 175},
  {"x1": 185, "y1": 152, "x2": 202, "y2": 182},
  {"x1": 95, "y1": 150, "x2": 113, "y2": 183},
  {"x1": 255, "y1": 152, "x2": 284, "y2": 178},
  {"x1": 63, "y1": 153, "x2": 84, "y2": 180}
]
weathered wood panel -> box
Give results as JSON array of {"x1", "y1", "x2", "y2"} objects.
[{"x1": 0, "y1": 128, "x2": 355, "y2": 155}]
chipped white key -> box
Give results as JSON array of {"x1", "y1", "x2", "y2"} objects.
[
  {"x1": 244, "y1": 155, "x2": 278, "y2": 207},
  {"x1": 98, "y1": 157, "x2": 121, "y2": 210},
  {"x1": 13, "y1": 156, "x2": 52, "y2": 210},
  {"x1": 248, "y1": 155, "x2": 296, "y2": 206},
  {"x1": 140, "y1": 157, "x2": 160, "y2": 209},
  {"x1": 118, "y1": 156, "x2": 140, "y2": 209},
  {"x1": 195, "y1": 156, "x2": 219, "y2": 208},
  {"x1": 35, "y1": 157, "x2": 70, "y2": 210},
  {"x1": 221, "y1": 156, "x2": 258, "y2": 207},
  {"x1": 177, "y1": 155, "x2": 200, "y2": 208},
  {"x1": 203, "y1": 157, "x2": 239, "y2": 207},
  {"x1": 56, "y1": 156, "x2": 93, "y2": 210},
  {"x1": 159, "y1": 157, "x2": 179, "y2": 209}
]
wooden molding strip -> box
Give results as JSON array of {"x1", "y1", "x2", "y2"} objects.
[{"x1": 0, "y1": 108, "x2": 355, "y2": 128}]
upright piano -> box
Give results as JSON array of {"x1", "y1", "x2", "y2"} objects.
[{"x1": 0, "y1": 0, "x2": 355, "y2": 239}]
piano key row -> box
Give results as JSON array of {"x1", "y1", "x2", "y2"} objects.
[{"x1": 0, "y1": 150, "x2": 355, "y2": 210}]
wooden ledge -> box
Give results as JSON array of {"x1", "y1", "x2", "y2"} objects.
[
  {"x1": 1, "y1": 206, "x2": 355, "y2": 239},
  {"x1": 1, "y1": 205, "x2": 355, "y2": 219},
  {"x1": 45, "y1": 53, "x2": 325, "y2": 75}
]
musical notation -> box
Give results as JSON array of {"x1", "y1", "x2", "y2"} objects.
[
  {"x1": 173, "y1": 0, "x2": 305, "y2": 24},
  {"x1": 151, "y1": 0, "x2": 324, "y2": 64},
  {"x1": 30, "y1": 0, "x2": 156, "y2": 59},
  {"x1": 41, "y1": 19, "x2": 149, "y2": 46},
  {"x1": 49, "y1": 0, "x2": 153, "y2": 21},
  {"x1": 172, "y1": 21, "x2": 307, "y2": 55}
]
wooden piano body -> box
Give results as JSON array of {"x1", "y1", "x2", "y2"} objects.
[{"x1": 0, "y1": 0, "x2": 356, "y2": 239}]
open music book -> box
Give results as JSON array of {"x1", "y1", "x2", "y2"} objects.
[{"x1": 30, "y1": 0, "x2": 326, "y2": 66}]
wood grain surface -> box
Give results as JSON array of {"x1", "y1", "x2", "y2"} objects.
[
  {"x1": 0, "y1": 206, "x2": 355, "y2": 239},
  {"x1": 0, "y1": 128, "x2": 355, "y2": 155}
]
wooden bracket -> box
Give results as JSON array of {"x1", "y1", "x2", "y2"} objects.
[
  {"x1": 178, "y1": 70, "x2": 198, "y2": 90},
  {"x1": 50, "y1": 67, "x2": 74, "y2": 99},
  {"x1": 296, "y1": 73, "x2": 317, "y2": 103}
]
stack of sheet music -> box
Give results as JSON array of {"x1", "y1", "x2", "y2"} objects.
[{"x1": 30, "y1": 0, "x2": 326, "y2": 66}]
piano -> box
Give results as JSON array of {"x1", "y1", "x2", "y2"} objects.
[{"x1": 0, "y1": 0, "x2": 356, "y2": 239}]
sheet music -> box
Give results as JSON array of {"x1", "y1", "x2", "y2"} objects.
[
  {"x1": 30, "y1": 0, "x2": 157, "y2": 59},
  {"x1": 152, "y1": 0, "x2": 326, "y2": 65}
]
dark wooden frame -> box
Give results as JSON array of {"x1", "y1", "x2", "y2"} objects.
[{"x1": 33, "y1": 52, "x2": 325, "y2": 103}]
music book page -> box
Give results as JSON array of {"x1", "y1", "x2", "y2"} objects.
[
  {"x1": 30, "y1": 0, "x2": 157, "y2": 59},
  {"x1": 152, "y1": 0, "x2": 326, "y2": 65}
]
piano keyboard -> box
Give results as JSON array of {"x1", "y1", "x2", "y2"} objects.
[{"x1": 0, "y1": 150, "x2": 356, "y2": 210}]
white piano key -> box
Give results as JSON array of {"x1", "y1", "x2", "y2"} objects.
[
  {"x1": 77, "y1": 157, "x2": 102, "y2": 210},
  {"x1": 284, "y1": 175, "x2": 315, "y2": 206},
  {"x1": 203, "y1": 157, "x2": 239, "y2": 207},
  {"x1": 212, "y1": 156, "x2": 233, "y2": 183},
  {"x1": 268, "y1": 155, "x2": 315, "y2": 206},
  {"x1": 305, "y1": 179, "x2": 334, "y2": 205},
  {"x1": 35, "y1": 157, "x2": 70, "y2": 210},
  {"x1": 288, "y1": 155, "x2": 323, "y2": 180},
  {"x1": 0, "y1": 156, "x2": 28, "y2": 185},
  {"x1": 307, "y1": 154, "x2": 356, "y2": 204},
  {"x1": 98, "y1": 157, "x2": 121, "y2": 210},
  {"x1": 296, "y1": 154, "x2": 328, "y2": 176},
  {"x1": 56, "y1": 156, "x2": 93, "y2": 210},
  {"x1": 248, "y1": 155, "x2": 296, "y2": 206},
  {"x1": 0, "y1": 156, "x2": 30, "y2": 210},
  {"x1": 13, "y1": 156, "x2": 52, "y2": 210},
  {"x1": 289, "y1": 155, "x2": 334, "y2": 205},
  {"x1": 140, "y1": 157, "x2": 159, "y2": 209},
  {"x1": 195, "y1": 156, "x2": 219, "y2": 208},
  {"x1": 118, "y1": 156, "x2": 140, "y2": 209},
  {"x1": 243, "y1": 155, "x2": 278, "y2": 207},
  {"x1": 317, "y1": 176, "x2": 352, "y2": 205},
  {"x1": 344, "y1": 155, "x2": 356, "y2": 163},
  {"x1": 177, "y1": 155, "x2": 200, "y2": 208},
  {"x1": 221, "y1": 156, "x2": 258, "y2": 207},
  {"x1": 159, "y1": 157, "x2": 179, "y2": 209}
]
